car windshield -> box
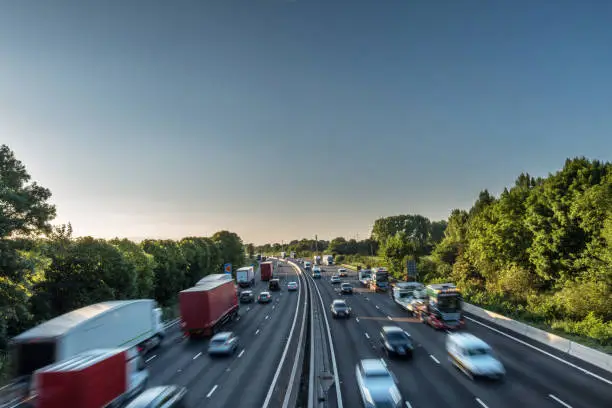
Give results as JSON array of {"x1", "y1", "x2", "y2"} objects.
[
  {"x1": 386, "y1": 332, "x2": 410, "y2": 344},
  {"x1": 466, "y1": 347, "x2": 491, "y2": 356},
  {"x1": 334, "y1": 303, "x2": 347, "y2": 309},
  {"x1": 211, "y1": 338, "x2": 227, "y2": 344}
]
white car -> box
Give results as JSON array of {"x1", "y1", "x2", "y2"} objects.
[
  {"x1": 288, "y1": 281, "x2": 298, "y2": 291},
  {"x1": 330, "y1": 275, "x2": 341, "y2": 284},
  {"x1": 446, "y1": 333, "x2": 505, "y2": 380},
  {"x1": 355, "y1": 359, "x2": 403, "y2": 408}
]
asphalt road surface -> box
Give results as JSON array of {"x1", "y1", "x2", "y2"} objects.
[
  {"x1": 144, "y1": 263, "x2": 306, "y2": 408},
  {"x1": 305, "y1": 264, "x2": 612, "y2": 408}
]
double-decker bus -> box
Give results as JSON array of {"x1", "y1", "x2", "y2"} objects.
[{"x1": 369, "y1": 267, "x2": 390, "y2": 292}]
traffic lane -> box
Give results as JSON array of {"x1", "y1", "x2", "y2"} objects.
[
  {"x1": 360, "y1": 291, "x2": 586, "y2": 408},
  {"x1": 330, "y1": 283, "x2": 477, "y2": 408},
  {"x1": 146, "y1": 276, "x2": 274, "y2": 385},
  {"x1": 184, "y1": 265, "x2": 302, "y2": 407}
]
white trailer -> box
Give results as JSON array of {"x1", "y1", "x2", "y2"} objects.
[
  {"x1": 236, "y1": 266, "x2": 255, "y2": 287},
  {"x1": 323, "y1": 255, "x2": 334, "y2": 265},
  {"x1": 10, "y1": 300, "x2": 165, "y2": 379},
  {"x1": 392, "y1": 282, "x2": 425, "y2": 313},
  {"x1": 313, "y1": 256, "x2": 322, "y2": 266}
]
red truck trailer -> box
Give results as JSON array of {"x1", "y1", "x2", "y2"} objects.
[
  {"x1": 32, "y1": 348, "x2": 147, "y2": 408},
  {"x1": 180, "y1": 278, "x2": 239, "y2": 338},
  {"x1": 260, "y1": 262, "x2": 274, "y2": 281}
]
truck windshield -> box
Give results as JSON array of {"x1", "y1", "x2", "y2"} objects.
[
  {"x1": 13, "y1": 341, "x2": 56, "y2": 377},
  {"x1": 398, "y1": 292, "x2": 411, "y2": 299},
  {"x1": 375, "y1": 273, "x2": 388, "y2": 282},
  {"x1": 437, "y1": 295, "x2": 461, "y2": 311}
]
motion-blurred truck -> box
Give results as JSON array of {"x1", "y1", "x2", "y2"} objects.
[
  {"x1": 304, "y1": 261, "x2": 312, "y2": 271},
  {"x1": 323, "y1": 254, "x2": 334, "y2": 265},
  {"x1": 10, "y1": 300, "x2": 164, "y2": 382},
  {"x1": 392, "y1": 282, "x2": 425, "y2": 313},
  {"x1": 260, "y1": 261, "x2": 274, "y2": 281},
  {"x1": 414, "y1": 283, "x2": 465, "y2": 330},
  {"x1": 313, "y1": 255, "x2": 322, "y2": 265},
  {"x1": 290, "y1": 251, "x2": 296, "y2": 258},
  {"x1": 280, "y1": 251, "x2": 287, "y2": 259},
  {"x1": 180, "y1": 278, "x2": 239, "y2": 338},
  {"x1": 31, "y1": 348, "x2": 148, "y2": 408},
  {"x1": 236, "y1": 266, "x2": 255, "y2": 287}
]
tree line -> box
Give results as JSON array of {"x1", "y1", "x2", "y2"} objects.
[
  {"x1": 257, "y1": 158, "x2": 611, "y2": 346},
  {"x1": 0, "y1": 145, "x2": 247, "y2": 352}
]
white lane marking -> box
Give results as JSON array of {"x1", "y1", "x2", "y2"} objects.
[
  {"x1": 465, "y1": 316, "x2": 612, "y2": 386},
  {"x1": 429, "y1": 355, "x2": 440, "y2": 364},
  {"x1": 365, "y1": 297, "x2": 369, "y2": 301},
  {"x1": 365, "y1": 332, "x2": 370, "y2": 339},
  {"x1": 236, "y1": 316, "x2": 240, "y2": 321},
  {"x1": 475, "y1": 398, "x2": 489, "y2": 408},
  {"x1": 387, "y1": 316, "x2": 392, "y2": 320},
  {"x1": 265, "y1": 315, "x2": 269, "y2": 320},
  {"x1": 255, "y1": 329, "x2": 260, "y2": 335},
  {"x1": 375, "y1": 305, "x2": 380, "y2": 309},
  {"x1": 247, "y1": 307, "x2": 250, "y2": 311},
  {"x1": 238, "y1": 349, "x2": 245, "y2": 358},
  {"x1": 405, "y1": 402, "x2": 413, "y2": 408},
  {"x1": 145, "y1": 355, "x2": 157, "y2": 363},
  {"x1": 192, "y1": 352, "x2": 202, "y2": 360},
  {"x1": 549, "y1": 394, "x2": 573, "y2": 408},
  {"x1": 272, "y1": 305, "x2": 275, "y2": 309},
  {"x1": 356, "y1": 317, "x2": 360, "y2": 323},
  {"x1": 206, "y1": 385, "x2": 218, "y2": 398}
]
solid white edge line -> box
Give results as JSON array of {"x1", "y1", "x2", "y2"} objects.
[
  {"x1": 405, "y1": 401, "x2": 413, "y2": 408},
  {"x1": 192, "y1": 352, "x2": 202, "y2": 360},
  {"x1": 429, "y1": 355, "x2": 440, "y2": 364},
  {"x1": 549, "y1": 394, "x2": 573, "y2": 408},
  {"x1": 308, "y1": 265, "x2": 315, "y2": 408},
  {"x1": 309, "y1": 265, "x2": 344, "y2": 408},
  {"x1": 261, "y1": 261, "x2": 304, "y2": 408},
  {"x1": 282, "y1": 265, "x2": 309, "y2": 408},
  {"x1": 238, "y1": 349, "x2": 245, "y2": 358},
  {"x1": 145, "y1": 355, "x2": 157, "y2": 363},
  {"x1": 475, "y1": 397, "x2": 489, "y2": 408},
  {"x1": 464, "y1": 316, "x2": 612, "y2": 386},
  {"x1": 206, "y1": 385, "x2": 218, "y2": 398}
]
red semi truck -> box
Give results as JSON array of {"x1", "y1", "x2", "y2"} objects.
[
  {"x1": 260, "y1": 262, "x2": 274, "y2": 281},
  {"x1": 31, "y1": 348, "x2": 148, "y2": 408},
  {"x1": 180, "y1": 278, "x2": 239, "y2": 338}
]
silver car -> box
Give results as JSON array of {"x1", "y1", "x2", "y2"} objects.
[
  {"x1": 355, "y1": 359, "x2": 403, "y2": 408},
  {"x1": 208, "y1": 332, "x2": 239, "y2": 356},
  {"x1": 446, "y1": 333, "x2": 505, "y2": 380}
]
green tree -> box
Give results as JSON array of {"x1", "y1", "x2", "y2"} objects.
[
  {"x1": 212, "y1": 230, "x2": 245, "y2": 272},
  {"x1": 111, "y1": 238, "x2": 156, "y2": 298},
  {"x1": 380, "y1": 232, "x2": 413, "y2": 279}
]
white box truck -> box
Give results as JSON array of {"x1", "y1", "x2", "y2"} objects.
[
  {"x1": 323, "y1": 255, "x2": 334, "y2": 265},
  {"x1": 10, "y1": 299, "x2": 165, "y2": 381},
  {"x1": 236, "y1": 266, "x2": 255, "y2": 287}
]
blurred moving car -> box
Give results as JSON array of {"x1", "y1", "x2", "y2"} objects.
[
  {"x1": 446, "y1": 333, "x2": 505, "y2": 380},
  {"x1": 269, "y1": 278, "x2": 281, "y2": 291},
  {"x1": 288, "y1": 281, "x2": 298, "y2": 291},
  {"x1": 340, "y1": 283, "x2": 353, "y2": 294},
  {"x1": 379, "y1": 326, "x2": 414, "y2": 358},
  {"x1": 258, "y1": 291, "x2": 272, "y2": 303},
  {"x1": 330, "y1": 275, "x2": 341, "y2": 284},
  {"x1": 355, "y1": 359, "x2": 403, "y2": 408},
  {"x1": 239, "y1": 290, "x2": 254, "y2": 303},
  {"x1": 330, "y1": 299, "x2": 351, "y2": 318},
  {"x1": 338, "y1": 268, "x2": 348, "y2": 277},
  {"x1": 208, "y1": 332, "x2": 239, "y2": 356},
  {"x1": 124, "y1": 385, "x2": 187, "y2": 408}
]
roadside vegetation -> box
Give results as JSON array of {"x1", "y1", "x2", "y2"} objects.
[
  {"x1": 0, "y1": 145, "x2": 248, "y2": 380},
  {"x1": 257, "y1": 158, "x2": 612, "y2": 349}
]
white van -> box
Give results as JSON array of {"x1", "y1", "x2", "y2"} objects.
[{"x1": 446, "y1": 333, "x2": 505, "y2": 380}]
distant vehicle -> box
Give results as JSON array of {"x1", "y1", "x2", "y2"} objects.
[
  {"x1": 370, "y1": 267, "x2": 390, "y2": 292},
  {"x1": 258, "y1": 292, "x2": 272, "y2": 304},
  {"x1": 312, "y1": 266, "x2": 322, "y2": 279},
  {"x1": 414, "y1": 283, "x2": 465, "y2": 330},
  {"x1": 239, "y1": 290, "x2": 254, "y2": 303},
  {"x1": 33, "y1": 348, "x2": 148, "y2": 408},
  {"x1": 260, "y1": 262, "x2": 274, "y2": 281},
  {"x1": 288, "y1": 281, "x2": 298, "y2": 291},
  {"x1": 341, "y1": 283, "x2": 353, "y2": 294},
  {"x1": 10, "y1": 300, "x2": 165, "y2": 380},
  {"x1": 195, "y1": 273, "x2": 233, "y2": 286},
  {"x1": 446, "y1": 333, "x2": 505, "y2": 380},
  {"x1": 358, "y1": 269, "x2": 372, "y2": 287},
  {"x1": 208, "y1": 332, "x2": 239, "y2": 356},
  {"x1": 330, "y1": 275, "x2": 341, "y2": 284},
  {"x1": 180, "y1": 278, "x2": 239, "y2": 338},
  {"x1": 379, "y1": 326, "x2": 414, "y2": 358},
  {"x1": 330, "y1": 300, "x2": 351, "y2": 318},
  {"x1": 323, "y1": 254, "x2": 334, "y2": 265},
  {"x1": 125, "y1": 385, "x2": 187, "y2": 408},
  {"x1": 261, "y1": 256, "x2": 267, "y2": 262},
  {"x1": 338, "y1": 268, "x2": 348, "y2": 277},
  {"x1": 392, "y1": 282, "x2": 425, "y2": 314},
  {"x1": 313, "y1": 255, "x2": 322, "y2": 265},
  {"x1": 304, "y1": 261, "x2": 312, "y2": 271},
  {"x1": 269, "y1": 278, "x2": 281, "y2": 291},
  {"x1": 280, "y1": 251, "x2": 287, "y2": 259},
  {"x1": 256, "y1": 254, "x2": 262, "y2": 261},
  {"x1": 236, "y1": 266, "x2": 255, "y2": 288},
  {"x1": 290, "y1": 251, "x2": 296, "y2": 258},
  {"x1": 355, "y1": 359, "x2": 403, "y2": 408}
]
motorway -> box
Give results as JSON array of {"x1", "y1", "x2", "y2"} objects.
[
  {"x1": 143, "y1": 262, "x2": 307, "y2": 408},
  {"x1": 300, "y1": 263, "x2": 612, "y2": 408}
]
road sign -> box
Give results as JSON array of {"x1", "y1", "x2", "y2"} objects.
[
  {"x1": 224, "y1": 263, "x2": 232, "y2": 274},
  {"x1": 407, "y1": 259, "x2": 417, "y2": 279}
]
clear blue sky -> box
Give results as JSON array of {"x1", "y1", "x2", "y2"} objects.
[{"x1": 1, "y1": 0, "x2": 610, "y2": 244}]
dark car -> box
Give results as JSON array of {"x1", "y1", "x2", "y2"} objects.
[
  {"x1": 379, "y1": 326, "x2": 414, "y2": 358},
  {"x1": 330, "y1": 299, "x2": 351, "y2": 318},
  {"x1": 269, "y1": 278, "x2": 281, "y2": 291},
  {"x1": 239, "y1": 290, "x2": 254, "y2": 303},
  {"x1": 258, "y1": 291, "x2": 272, "y2": 303},
  {"x1": 341, "y1": 283, "x2": 353, "y2": 294},
  {"x1": 124, "y1": 385, "x2": 187, "y2": 408}
]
